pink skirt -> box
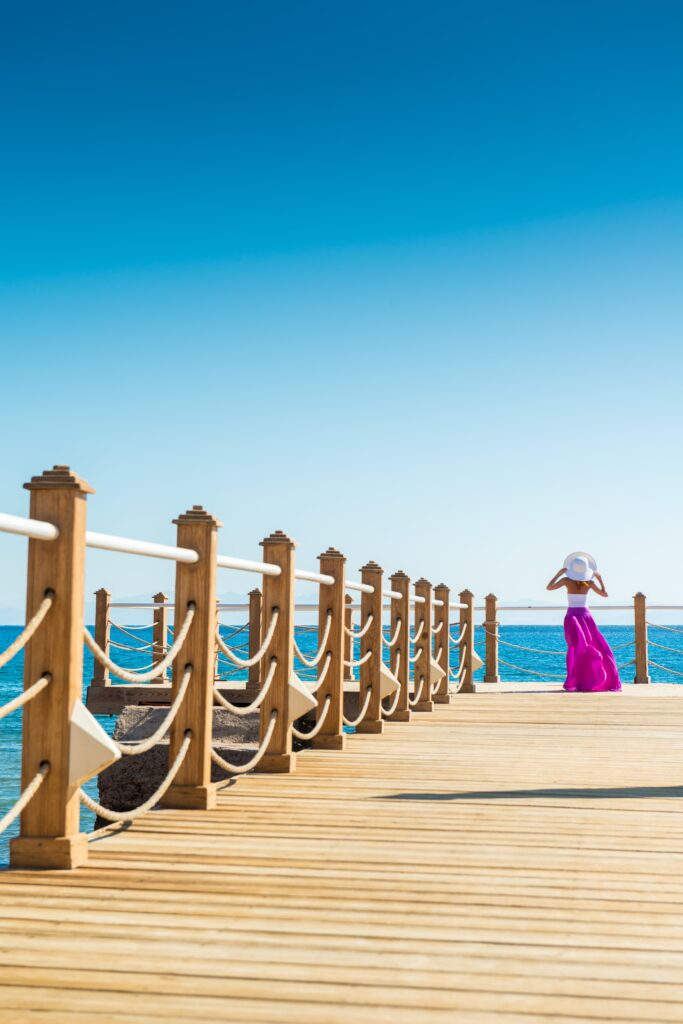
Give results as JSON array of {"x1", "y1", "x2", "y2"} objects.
[{"x1": 563, "y1": 608, "x2": 621, "y2": 692}]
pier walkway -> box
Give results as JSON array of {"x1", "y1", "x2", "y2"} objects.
[{"x1": 2, "y1": 683, "x2": 683, "y2": 1022}]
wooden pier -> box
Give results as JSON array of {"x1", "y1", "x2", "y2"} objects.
[{"x1": 1, "y1": 683, "x2": 683, "y2": 1022}]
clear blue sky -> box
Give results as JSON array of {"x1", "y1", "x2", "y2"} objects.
[{"x1": 0, "y1": 1, "x2": 681, "y2": 612}]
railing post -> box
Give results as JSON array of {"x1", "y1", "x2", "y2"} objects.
[
  {"x1": 311, "y1": 548, "x2": 346, "y2": 751},
  {"x1": 90, "y1": 588, "x2": 110, "y2": 687},
  {"x1": 153, "y1": 591, "x2": 168, "y2": 684},
  {"x1": 433, "y1": 583, "x2": 450, "y2": 704},
  {"x1": 413, "y1": 579, "x2": 434, "y2": 712},
  {"x1": 386, "y1": 570, "x2": 411, "y2": 722},
  {"x1": 459, "y1": 589, "x2": 475, "y2": 693},
  {"x1": 162, "y1": 505, "x2": 221, "y2": 810},
  {"x1": 248, "y1": 588, "x2": 262, "y2": 687},
  {"x1": 634, "y1": 592, "x2": 650, "y2": 685},
  {"x1": 257, "y1": 531, "x2": 297, "y2": 772},
  {"x1": 484, "y1": 593, "x2": 500, "y2": 683},
  {"x1": 344, "y1": 594, "x2": 355, "y2": 682},
  {"x1": 356, "y1": 561, "x2": 384, "y2": 734},
  {"x1": 10, "y1": 465, "x2": 93, "y2": 870}
]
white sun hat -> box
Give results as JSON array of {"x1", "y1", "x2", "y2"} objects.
[{"x1": 564, "y1": 551, "x2": 597, "y2": 582}]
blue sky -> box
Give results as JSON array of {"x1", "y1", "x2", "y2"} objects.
[{"x1": 0, "y1": 1, "x2": 682, "y2": 612}]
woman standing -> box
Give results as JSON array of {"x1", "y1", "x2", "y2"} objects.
[{"x1": 546, "y1": 553, "x2": 621, "y2": 692}]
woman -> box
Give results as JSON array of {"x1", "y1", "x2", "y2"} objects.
[{"x1": 546, "y1": 552, "x2": 621, "y2": 692}]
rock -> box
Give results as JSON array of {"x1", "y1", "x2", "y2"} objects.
[{"x1": 97, "y1": 704, "x2": 314, "y2": 821}]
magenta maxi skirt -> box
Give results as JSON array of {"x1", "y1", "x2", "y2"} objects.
[{"x1": 563, "y1": 608, "x2": 621, "y2": 692}]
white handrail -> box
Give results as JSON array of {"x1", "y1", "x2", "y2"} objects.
[
  {"x1": 432, "y1": 598, "x2": 444, "y2": 607},
  {"x1": 86, "y1": 531, "x2": 198, "y2": 563},
  {"x1": 216, "y1": 554, "x2": 281, "y2": 577},
  {"x1": 347, "y1": 581, "x2": 375, "y2": 595},
  {"x1": 382, "y1": 589, "x2": 402, "y2": 600},
  {"x1": 449, "y1": 603, "x2": 467, "y2": 610},
  {"x1": 0, "y1": 512, "x2": 59, "y2": 542},
  {"x1": 482, "y1": 604, "x2": 642, "y2": 612},
  {"x1": 411, "y1": 595, "x2": 426, "y2": 605},
  {"x1": 295, "y1": 568, "x2": 335, "y2": 586}
]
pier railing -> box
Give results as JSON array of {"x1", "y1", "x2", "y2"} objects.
[
  {"x1": 479, "y1": 594, "x2": 683, "y2": 684},
  {"x1": 0, "y1": 465, "x2": 470, "y2": 869}
]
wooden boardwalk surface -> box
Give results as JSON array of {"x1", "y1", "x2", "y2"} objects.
[{"x1": 2, "y1": 684, "x2": 683, "y2": 1022}]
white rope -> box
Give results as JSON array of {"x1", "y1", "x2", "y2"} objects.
[
  {"x1": 344, "y1": 648, "x2": 373, "y2": 668},
  {"x1": 381, "y1": 619, "x2": 402, "y2": 648},
  {"x1": 616, "y1": 658, "x2": 636, "y2": 670},
  {"x1": 648, "y1": 659, "x2": 683, "y2": 678},
  {"x1": 109, "y1": 638, "x2": 156, "y2": 653},
  {"x1": 0, "y1": 674, "x2": 50, "y2": 722},
  {"x1": 0, "y1": 762, "x2": 49, "y2": 835},
  {"x1": 110, "y1": 622, "x2": 158, "y2": 646},
  {"x1": 293, "y1": 611, "x2": 333, "y2": 667},
  {"x1": 434, "y1": 646, "x2": 442, "y2": 662},
  {"x1": 431, "y1": 620, "x2": 443, "y2": 637},
  {"x1": 498, "y1": 657, "x2": 565, "y2": 680},
  {"x1": 647, "y1": 621, "x2": 683, "y2": 636},
  {"x1": 79, "y1": 732, "x2": 192, "y2": 822},
  {"x1": 84, "y1": 603, "x2": 195, "y2": 682},
  {"x1": 210, "y1": 711, "x2": 278, "y2": 774},
  {"x1": 306, "y1": 652, "x2": 333, "y2": 694},
  {"x1": 217, "y1": 621, "x2": 249, "y2": 640},
  {"x1": 343, "y1": 614, "x2": 373, "y2": 639},
  {"x1": 449, "y1": 623, "x2": 468, "y2": 645},
  {"x1": 116, "y1": 665, "x2": 192, "y2": 755},
  {"x1": 343, "y1": 687, "x2": 373, "y2": 728},
  {"x1": 0, "y1": 592, "x2": 53, "y2": 670},
  {"x1": 411, "y1": 620, "x2": 425, "y2": 645},
  {"x1": 649, "y1": 639, "x2": 683, "y2": 655},
  {"x1": 381, "y1": 685, "x2": 402, "y2": 718},
  {"x1": 611, "y1": 639, "x2": 637, "y2": 649},
  {"x1": 449, "y1": 646, "x2": 466, "y2": 680},
  {"x1": 391, "y1": 650, "x2": 401, "y2": 677},
  {"x1": 483, "y1": 627, "x2": 565, "y2": 657},
  {"x1": 409, "y1": 646, "x2": 423, "y2": 664},
  {"x1": 292, "y1": 696, "x2": 332, "y2": 740},
  {"x1": 215, "y1": 608, "x2": 279, "y2": 667},
  {"x1": 408, "y1": 676, "x2": 426, "y2": 706},
  {"x1": 212, "y1": 658, "x2": 277, "y2": 715}
]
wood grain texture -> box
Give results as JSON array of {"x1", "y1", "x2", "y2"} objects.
[{"x1": 4, "y1": 683, "x2": 683, "y2": 1020}]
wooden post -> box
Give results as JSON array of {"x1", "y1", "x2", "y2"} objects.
[
  {"x1": 484, "y1": 593, "x2": 500, "y2": 683},
  {"x1": 162, "y1": 505, "x2": 221, "y2": 810},
  {"x1": 459, "y1": 589, "x2": 475, "y2": 693},
  {"x1": 386, "y1": 570, "x2": 411, "y2": 722},
  {"x1": 433, "y1": 583, "x2": 450, "y2": 704},
  {"x1": 10, "y1": 465, "x2": 93, "y2": 870},
  {"x1": 256, "y1": 531, "x2": 296, "y2": 772},
  {"x1": 344, "y1": 594, "x2": 355, "y2": 682},
  {"x1": 90, "y1": 588, "x2": 110, "y2": 687},
  {"x1": 153, "y1": 592, "x2": 168, "y2": 684},
  {"x1": 634, "y1": 592, "x2": 650, "y2": 685},
  {"x1": 412, "y1": 579, "x2": 434, "y2": 712},
  {"x1": 311, "y1": 548, "x2": 345, "y2": 751},
  {"x1": 248, "y1": 588, "x2": 262, "y2": 687},
  {"x1": 356, "y1": 561, "x2": 384, "y2": 734}
]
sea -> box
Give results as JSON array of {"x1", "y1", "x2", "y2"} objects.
[{"x1": 0, "y1": 619, "x2": 681, "y2": 865}]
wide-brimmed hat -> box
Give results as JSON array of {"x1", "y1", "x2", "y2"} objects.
[{"x1": 564, "y1": 551, "x2": 597, "y2": 582}]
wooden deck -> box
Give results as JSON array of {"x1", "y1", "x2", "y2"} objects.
[{"x1": 2, "y1": 683, "x2": 683, "y2": 1022}]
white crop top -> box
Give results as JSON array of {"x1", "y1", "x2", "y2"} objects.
[{"x1": 567, "y1": 592, "x2": 588, "y2": 607}]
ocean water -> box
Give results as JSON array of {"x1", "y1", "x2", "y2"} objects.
[{"x1": 0, "y1": 619, "x2": 681, "y2": 865}]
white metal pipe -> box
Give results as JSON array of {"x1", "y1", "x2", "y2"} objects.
[
  {"x1": 382, "y1": 588, "x2": 402, "y2": 600},
  {"x1": 432, "y1": 598, "x2": 444, "y2": 607},
  {"x1": 346, "y1": 581, "x2": 375, "y2": 595},
  {"x1": 449, "y1": 603, "x2": 467, "y2": 610},
  {"x1": 110, "y1": 602, "x2": 174, "y2": 609},
  {"x1": 86, "y1": 530, "x2": 198, "y2": 564},
  {"x1": 0, "y1": 512, "x2": 59, "y2": 542},
  {"x1": 295, "y1": 568, "x2": 335, "y2": 586},
  {"x1": 216, "y1": 554, "x2": 281, "y2": 577},
  {"x1": 411, "y1": 595, "x2": 426, "y2": 605},
  {"x1": 486, "y1": 604, "x2": 647, "y2": 612}
]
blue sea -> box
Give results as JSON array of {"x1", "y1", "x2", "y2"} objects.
[{"x1": 0, "y1": 619, "x2": 680, "y2": 865}]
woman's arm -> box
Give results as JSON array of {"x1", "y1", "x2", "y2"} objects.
[
  {"x1": 590, "y1": 573, "x2": 608, "y2": 598},
  {"x1": 546, "y1": 568, "x2": 567, "y2": 592}
]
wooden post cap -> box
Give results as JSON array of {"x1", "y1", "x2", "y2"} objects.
[
  {"x1": 153, "y1": 591, "x2": 167, "y2": 601},
  {"x1": 390, "y1": 569, "x2": 409, "y2": 581},
  {"x1": 260, "y1": 530, "x2": 296, "y2": 548},
  {"x1": 485, "y1": 592, "x2": 497, "y2": 600},
  {"x1": 172, "y1": 506, "x2": 222, "y2": 528},
  {"x1": 360, "y1": 560, "x2": 383, "y2": 574},
  {"x1": 24, "y1": 465, "x2": 94, "y2": 494},
  {"x1": 415, "y1": 577, "x2": 432, "y2": 587},
  {"x1": 248, "y1": 587, "x2": 262, "y2": 596},
  {"x1": 460, "y1": 588, "x2": 474, "y2": 599},
  {"x1": 319, "y1": 547, "x2": 345, "y2": 560}
]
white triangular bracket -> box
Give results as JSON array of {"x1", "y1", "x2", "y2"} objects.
[
  {"x1": 69, "y1": 698, "x2": 121, "y2": 788},
  {"x1": 288, "y1": 672, "x2": 318, "y2": 723},
  {"x1": 429, "y1": 656, "x2": 446, "y2": 688},
  {"x1": 379, "y1": 662, "x2": 400, "y2": 699}
]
